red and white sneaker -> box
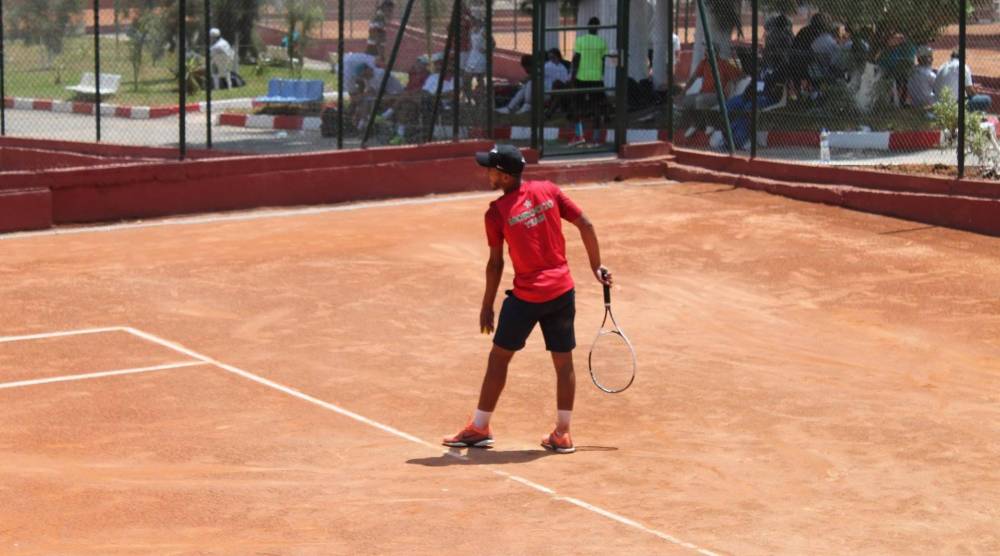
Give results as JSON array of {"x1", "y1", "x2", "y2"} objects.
[
  {"x1": 442, "y1": 422, "x2": 494, "y2": 448},
  {"x1": 541, "y1": 430, "x2": 575, "y2": 454}
]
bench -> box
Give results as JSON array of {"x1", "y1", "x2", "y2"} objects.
[
  {"x1": 66, "y1": 72, "x2": 121, "y2": 97},
  {"x1": 255, "y1": 78, "x2": 324, "y2": 106}
]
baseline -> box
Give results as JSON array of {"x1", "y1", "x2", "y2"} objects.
[
  {"x1": 0, "y1": 361, "x2": 207, "y2": 390},
  {"x1": 121, "y1": 326, "x2": 720, "y2": 556},
  {"x1": 0, "y1": 326, "x2": 124, "y2": 344}
]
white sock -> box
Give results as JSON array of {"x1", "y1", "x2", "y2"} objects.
[
  {"x1": 473, "y1": 409, "x2": 492, "y2": 429},
  {"x1": 396, "y1": 124, "x2": 405, "y2": 135},
  {"x1": 381, "y1": 108, "x2": 394, "y2": 118},
  {"x1": 557, "y1": 410, "x2": 572, "y2": 431}
]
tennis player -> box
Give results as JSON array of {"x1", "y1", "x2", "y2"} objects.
[{"x1": 443, "y1": 144, "x2": 612, "y2": 454}]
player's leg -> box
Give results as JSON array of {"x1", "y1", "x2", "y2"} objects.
[
  {"x1": 443, "y1": 292, "x2": 538, "y2": 448},
  {"x1": 550, "y1": 351, "x2": 575, "y2": 419},
  {"x1": 476, "y1": 344, "x2": 515, "y2": 413},
  {"x1": 538, "y1": 290, "x2": 577, "y2": 453}
]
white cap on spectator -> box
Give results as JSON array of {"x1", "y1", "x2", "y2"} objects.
[
  {"x1": 209, "y1": 27, "x2": 221, "y2": 38},
  {"x1": 431, "y1": 52, "x2": 444, "y2": 62}
]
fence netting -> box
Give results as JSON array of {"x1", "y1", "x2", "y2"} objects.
[{"x1": 0, "y1": 0, "x2": 997, "y2": 178}]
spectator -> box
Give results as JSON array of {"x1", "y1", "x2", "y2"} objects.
[
  {"x1": 789, "y1": 13, "x2": 834, "y2": 97},
  {"x1": 340, "y1": 43, "x2": 380, "y2": 88},
  {"x1": 389, "y1": 56, "x2": 432, "y2": 144},
  {"x1": 366, "y1": 1, "x2": 393, "y2": 58},
  {"x1": 545, "y1": 48, "x2": 572, "y2": 118},
  {"x1": 762, "y1": 15, "x2": 793, "y2": 82},
  {"x1": 570, "y1": 17, "x2": 610, "y2": 145},
  {"x1": 907, "y1": 46, "x2": 937, "y2": 109},
  {"x1": 281, "y1": 30, "x2": 301, "y2": 60},
  {"x1": 208, "y1": 28, "x2": 243, "y2": 88},
  {"x1": 405, "y1": 55, "x2": 431, "y2": 93},
  {"x1": 673, "y1": 33, "x2": 681, "y2": 65},
  {"x1": 677, "y1": 55, "x2": 746, "y2": 137},
  {"x1": 810, "y1": 23, "x2": 841, "y2": 77},
  {"x1": 463, "y1": 17, "x2": 487, "y2": 101},
  {"x1": 878, "y1": 32, "x2": 917, "y2": 104},
  {"x1": 458, "y1": 2, "x2": 475, "y2": 73},
  {"x1": 360, "y1": 65, "x2": 404, "y2": 97},
  {"x1": 935, "y1": 50, "x2": 993, "y2": 112},
  {"x1": 423, "y1": 54, "x2": 459, "y2": 96},
  {"x1": 497, "y1": 50, "x2": 569, "y2": 115}
]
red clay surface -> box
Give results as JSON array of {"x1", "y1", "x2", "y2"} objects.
[
  {"x1": 1, "y1": 180, "x2": 999, "y2": 554},
  {"x1": 0, "y1": 330, "x2": 188, "y2": 384}
]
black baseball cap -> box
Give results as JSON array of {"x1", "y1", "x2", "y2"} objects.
[{"x1": 475, "y1": 144, "x2": 526, "y2": 176}]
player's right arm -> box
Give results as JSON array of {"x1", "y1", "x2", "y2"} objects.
[
  {"x1": 480, "y1": 244, "x2": 504, "y2": 334},
  {"x1": 572, "y1": 214, "x2": 612, "y2": 286}
]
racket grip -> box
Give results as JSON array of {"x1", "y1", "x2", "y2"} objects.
[{"x1": 600, "y1": 268, "x2": 611, "y2": 305}]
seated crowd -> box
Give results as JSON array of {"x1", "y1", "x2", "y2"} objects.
[{"x1": 675, "y1": 12, "x2": 993, "y2": 149}]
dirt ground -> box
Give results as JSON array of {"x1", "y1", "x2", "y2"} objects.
[{"x1": 1, "y1": 180, "x2": 999, "y2": 555}]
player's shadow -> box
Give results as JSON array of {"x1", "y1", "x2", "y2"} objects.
[
  {"x1": 407, "y1": 449, "x2": 551, "y2": 466},
  {"x1": 406, "y1": 446, "x2": 617, "y2": 467}
]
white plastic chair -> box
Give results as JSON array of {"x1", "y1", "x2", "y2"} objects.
[{"x1": 211, "y1": 50, "x2": 235, "y2": 89}]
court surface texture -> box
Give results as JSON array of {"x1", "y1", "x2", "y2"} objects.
[{"x1": 2, "y1": 179, "x2": 998, "y2": 555}]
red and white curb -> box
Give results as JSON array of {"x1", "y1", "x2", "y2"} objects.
[
  {"x1": 213, "y1": 116, "x2": 951, "y2": 152},
  {"x1": 2, "y1": 94, "x2": 340, "y2": 120},
  {"x1": 490, "y1": 127, "x2": 947, "y2": 152},
  {"x1": 219, "y1": 113, "x2": 324, "y2": 131},
  {"x1": 3, "y1": 96, "x2": 206, "y2": 119}
]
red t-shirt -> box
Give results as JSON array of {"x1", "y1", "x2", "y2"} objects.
[{"x1": 485, "y1": 180, "x2": 583, "y2": 303}]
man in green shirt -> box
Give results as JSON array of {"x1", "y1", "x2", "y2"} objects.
[{"x1": 570, "y1": 17, "x2": 609, "y2": 146}]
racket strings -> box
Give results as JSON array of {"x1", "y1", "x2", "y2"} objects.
[{"x1": 588, "y1": 310, "x2": 637, "y2": 393}]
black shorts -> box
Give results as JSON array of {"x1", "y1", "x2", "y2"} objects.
[{"x1": 493, "y1": 289, "x2": 576, "y2": 353}]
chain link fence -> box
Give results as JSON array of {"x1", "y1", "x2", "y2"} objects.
[{"x1": 1, "y1": 0, "x2": 998, "y2": 178}]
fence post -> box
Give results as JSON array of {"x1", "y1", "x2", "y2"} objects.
[
  {"x1": 94, "y1": 0, "x2": 102, "y2": 142},
  {"x1": 614, "y1": 0, "x2": 629, "y2": 153},
  {"x1": 666, "y1": 0, "x2": 674, "y2": 143},
  {"x1": 363, "y1": 0, "x2": 417, "y2": 146},
  {"x1": 749, "y1": 0, "x2": 758, "y2": 159},
  {"x1": 204, "y1": 0, "x2": 212, "y2": 149},
  {"x1": 0, "y1": 0, "x2": 5, "y2": 136},
  {"x1": 337, "y1": 0, "x2": 345, "y2": 149},
  {"x1": 179, "y1": 0, "x2": 187, "y2": 159},
  {"x1": 452, "y1": 0, "x2": 461, "y2": 141},
  {"x1": 694, "y1": 0, "x2": 734, "y2": 153},
  {"x1": 427, "y1": 0, "x2": 460, "y2": 143},
  {"x1": 486, "y1": 0, "x2": 494, "y2": 140},
  {"x1": 530, "y1": 0, "x2": 540, "y2": 150},
  {"x1": 958, "y1": 0, "x2": 967, "y2": 178},
  {"x1": 513, "y1": 3, "x2": 518, "y2": 51}
]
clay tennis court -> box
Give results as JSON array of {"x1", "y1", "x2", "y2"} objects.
[{"x1": 1, "y1": 178, "x2": 998, "y2": 554}]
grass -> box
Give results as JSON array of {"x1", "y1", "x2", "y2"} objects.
[{"x1": 4, "y1": 36, "x2": 339, "y2": 106}]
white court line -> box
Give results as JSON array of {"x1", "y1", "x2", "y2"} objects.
[
  {"x1": 0, "y1": 184, "x2": 612, "y2": 241},
  {"x1": 0, "y1": 326, "x2": 125, "y2": 344},
  {"x1": 121, "y1": 326, "x2": 720, "y2": 556},
  {"x1": 0, "y1": 361, "x2": 206, "y2": 390}
]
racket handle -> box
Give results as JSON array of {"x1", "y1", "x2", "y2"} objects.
[{"x1": 600, "y1": 268, "x2": 611, "y2": 305}]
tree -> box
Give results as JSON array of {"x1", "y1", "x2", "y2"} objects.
[
  {"x1": 212, "y1": 0, "x2": 264, "y2": 61},
  {"x1": 7, "y1": 0, "x2": 81, "y2": 68},
  {"x1": 281, "y1": 0, "x2": 323, "y2": 76},
  {"x1": 116, "y1": 0, "x2": 167, "y2": 91}
]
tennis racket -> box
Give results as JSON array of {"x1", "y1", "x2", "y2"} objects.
[{"x1": 588, "y1": 270, "x2": 637, "y2": 393}]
